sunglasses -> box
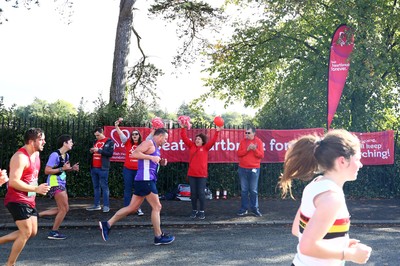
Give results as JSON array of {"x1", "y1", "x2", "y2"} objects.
[
  {"x1": 245, "y1": 132, "x2": 252, "y2": 135},
  {"x1": 132, "y1": 132, "x2": 139, "y2": 136}
]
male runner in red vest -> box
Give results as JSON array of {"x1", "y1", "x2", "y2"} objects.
[{"x1": 1, "y1": 128, "x2": 50, "y2": 266}]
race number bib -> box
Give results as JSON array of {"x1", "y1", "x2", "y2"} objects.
[{"x1": 27, "y1": 180, "x2": 38, "y2": 197}]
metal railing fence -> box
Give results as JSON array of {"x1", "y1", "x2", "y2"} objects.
[{"x1": 0, "y1": 116, "x2": 399, "y2": 199}]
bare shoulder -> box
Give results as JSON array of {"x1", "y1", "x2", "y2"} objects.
[
  {"x1": 314, "y1": 190, "x2": 345, "y2": 211},
  {"x1": 141, "y1": 139, "x2": 153, "y2": 147},
  {"x1": 136, "y1": 139, "x2": 155, "y2": 153},
  {"x1": 10, "y1": 151, "x2": 28, "y2": 164},
  {"x1": 9, "y1": 151, "x2": 29, "y2": 172}
]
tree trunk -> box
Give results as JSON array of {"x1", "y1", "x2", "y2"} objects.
[{"x1": 109, "y1": 0, "x2": 136, "y2": 106}]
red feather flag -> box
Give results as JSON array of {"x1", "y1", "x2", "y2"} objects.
[{"x1": 327, "y1": 24, "x2": 354, "y2": 129}]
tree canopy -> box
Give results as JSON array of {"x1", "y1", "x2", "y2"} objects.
[
  {"x1": 3, "y1": 0, "x2": 399, "y2": 132},
  {"x1": 202, "y1": 0, "x2": 400, "y2": 131},
  {"x1": 14, "y1": 98, "x2": 77, "y2": 119}
]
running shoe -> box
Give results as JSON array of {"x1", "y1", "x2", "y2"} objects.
[
  {"x1": 190, "y1": 210, "x2": 198, "y2": 219},
  {"x1": 197, "y1": 211, "x2": 205, "y2": 220},
  {"x1": 47, "y1": 230, "x2": 67, "y2": 240},
  {"x1": 86, "y1": 205, "x2": 101, "y2": 211},
  {"x1": 137, "y1": 208, "x2": 144, "y2": 216},
  {"x1": 103, "y1": 206, "x2": 110, "y2": 213},
  {"x1": 154, "y1": 232, "x2": 175, "y2": 245},
  {"x1": 252, "y1": 209, "x2": 262, "y2": 217},
  {"x1": 99, "y1": 221, "x2": 110, "y2": 241},
  {"x1": 236, "y1": 209, "x2": 248, "y2": 216}
]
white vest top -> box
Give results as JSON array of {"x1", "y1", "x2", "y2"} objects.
[{"x1": 293, "y1": 177, "x2": 350, "y2": 266}]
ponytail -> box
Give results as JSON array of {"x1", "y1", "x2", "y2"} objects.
[
  {"x1": 279, "y1": 135, "x2": 320, "y2": 199},
  {"x1": 279, "y1": 129, "x2": 360, "y2": 199}
]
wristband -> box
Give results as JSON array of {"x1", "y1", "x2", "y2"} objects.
[
  {"x1": 59, "y1": 167, "x2": 64, "y2": 173},
  {"x1": 341, "y1": 249, "x2": 345, "y2": 261}
]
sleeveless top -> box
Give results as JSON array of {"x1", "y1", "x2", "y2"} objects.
[
  {"x1": 293, "y1": 177, "x2": 350, "y2": 266},
  {"x1": 135, "y1": 140, "x2": 160, "y2": 181},
  {"x1": 46, "y1": 150, "x2": 69, "y2": 188},
  {"x1": 4, "y1": 147, "x2": 40, "y2": 208}
]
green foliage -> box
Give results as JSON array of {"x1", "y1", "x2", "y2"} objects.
[
  {"x1": 0, "y1": 97, "x2": 16, "y2": 119},
  {"x1": 48, "y1": 100, "x2": 78, "y2": 117},
  {"x1": 90, "y1": 94, "x2": 152, "y2": 128},
  {"x1": 14, "y1": 98, "x2": 77, "y2": 119},
  {"x1": 203, "y1": 0, "x2": 400, "y2": 131},
  {"x1": 177, "y1": 103, "x2": 213, "y2": 124},
  {"x1": 76, "y1": 97, "x2": 92, "y2": 120},
  {"x1": 148, "y1": 104, "x2": 177, "y2": 123},
  {"x1": 219, "y1": 111, "x2": 255, "y2": 127}
]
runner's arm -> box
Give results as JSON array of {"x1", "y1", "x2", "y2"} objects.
[
  {"x1": 8, "y1": 152, "x2": 38, "y2": 193},
  {"x1": 291, "y1": 208, "x2": 300, "y2": 237},
  {"x1": 131, "y1": 140, "x2": 160, "y2": 163}
]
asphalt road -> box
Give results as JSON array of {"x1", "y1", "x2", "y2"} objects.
[{"x1": 1, "y1": 225, "x2": 399, "y2": 265}]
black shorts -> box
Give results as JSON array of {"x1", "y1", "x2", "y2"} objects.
[
  {"x1": 6, "y1": 202, "x2": 38, "y2": 221},
  {"x1": 133, "y1": 180, "x2": 158, "y2": 196}
]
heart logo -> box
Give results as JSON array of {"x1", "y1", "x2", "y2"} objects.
[{"x1": 110, "y1": 129, "x2": 131, "y2": 148}]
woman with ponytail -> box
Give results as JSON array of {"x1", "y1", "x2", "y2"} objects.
[{"x1": 279, "y1": 129, "x2": 372, "y2": 265}]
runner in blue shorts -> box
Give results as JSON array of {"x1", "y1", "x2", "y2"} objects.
[{"x1": 99, "y1": 128, "x2": 175, "y2": 245}]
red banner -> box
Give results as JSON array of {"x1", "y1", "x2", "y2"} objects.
[
  {"x1": 327, "y1": 24, "x2": 354, "y2": 129},
  {"x1": 104, "y1": 127, "x2": 395, "y2": 165},
  {"x1": 354, "y1": 130, "x2": 395, "y2": 165},
  {"x1": 105, "y1": 127, "x2": 323, "y2": 164}
]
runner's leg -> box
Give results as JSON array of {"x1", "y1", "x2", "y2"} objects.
[
  {"x1": 52, "y1": 190, "x2": 69, "y2": 230},
  {"x1": 7, "y1": 216, "x2": 37, "y2": 266},
  {"x1": 145, "y1": 192, "x2": 162, "y2": 236},
  {"x1": 38, "y1": 207, "x2": 59, "y2": 217},
  {"x1": 107, "y1": 195, "x2": 145, "y2": 227}
]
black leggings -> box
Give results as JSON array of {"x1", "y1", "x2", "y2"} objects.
[{"x1": 188, "y1": 176, "x2": 207, "y2": 211}]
